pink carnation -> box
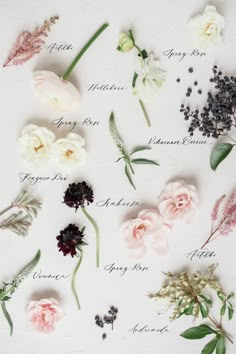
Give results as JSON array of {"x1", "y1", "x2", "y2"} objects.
[
  {"x1": 121, "y1": 209, "x2": 171, "y2": 258},
  {"x1": 157, "y1": 180, "x2": 199, "y2": 223},
  {"x1": 26, "y1": 298, "x2": 63, "y2": 333}
]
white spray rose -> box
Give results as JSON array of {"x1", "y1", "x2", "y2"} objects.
[
  {"x1": 189, "y1": 5, "x2": 224, "y2": 49},
  {"x1": 32, "y1": 71, "x2": 80, "y2": 112},
  {"x1": 52, "y1": 133, "x2": 87, "y2": 168},
  {"x1": 133, "y1": 54, "x2": 166, "y2": 102},
  {"x1": 17, "y1": 124, "x2": 55, "y2": 165}
]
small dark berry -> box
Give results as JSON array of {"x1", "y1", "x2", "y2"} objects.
[
  {"x1": 102, "y1": 333, "x2": 107, "y2": 340},
  {"x1": 188, "y1": 67, "x2": 193, "y2": 73},
  {"x1": 176, "y1": 78, "x2": 180, "y2": 82},
  {"x1": 194, "y1": 81, "x2": 198, "y2": 86},
  {"x1": 198, "y1": 89, "x2": 202, "y2": 94}
]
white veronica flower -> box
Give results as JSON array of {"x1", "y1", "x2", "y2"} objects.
[
  {"x1": 189, "y1": 5, "x2": 224, "y2": 49},
  {"x1": 52, "y1": 133, "x2": 87, "y2": 168},
  {"x1": 133, "y1": 54, "x2": 166, "y2": 102},
  {"x1": 32, "y1": 71, "x2": 80, "y2": 112},
  {"x1": 17, "y1": 124, "x2": 55, "y2": 165}
]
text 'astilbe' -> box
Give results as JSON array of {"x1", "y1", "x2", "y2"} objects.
[
  {"x1": 3, "y1": 16, "x2": 59, "y2": 68},
  {"x1": 201, "y1": 190, "x2": 236, "y2": 249}
]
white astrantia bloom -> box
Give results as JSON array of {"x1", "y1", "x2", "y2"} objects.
[
  {"x1": 17, "y1": 124, "x2": 55, "y2": 165},
  {"x1": 189, "y1": 5, "x2": 224, "y2": 49},
  {"x1": 52, "y1": 133, "x2": 87, "y2": 168},
  {"x1": 133, "y1": 54, "x2": 166, "y2": 102},
  {"x1": 32, "y1": 71, "x2": 80, "y2": 112}
]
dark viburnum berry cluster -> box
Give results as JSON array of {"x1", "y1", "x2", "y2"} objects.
[
  {"x1": 180, "y1": 66, "x2": 236, "y2": 138},
  {"x1": 56, "y1": 224, "x2": 85, "y2": 257},
  {"x1": 63, "y1": 182, "x2": 94, "y2": 211},
  {"x1": 95, "y1": 306, "x2": 118, "y2": 339}
]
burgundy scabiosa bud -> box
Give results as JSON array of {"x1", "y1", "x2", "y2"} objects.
[{"x1": 63, "y1": 182, "x2": 94, "y2": 211}]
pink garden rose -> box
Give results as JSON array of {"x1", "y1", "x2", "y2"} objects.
[
  {"x1": 157, "y1": 180, "x2": 199, "y2": 223},
  {"x1": 121, "y1": 209, "x2": 171, "y2": 258},
  {"x1": 26, "y1": 298, "x2": 63, "y2": 333}
]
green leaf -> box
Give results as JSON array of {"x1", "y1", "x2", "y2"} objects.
[
  {"x1": 227, "y1": 294, "x2": 234, "y2": 301},
  {"x1": 140, "y1": 49, "x2": 148, "y2": 59},
  {"x1": 130, "y1": 146, "x2": 152, "y2": 156},
  {"x1": 1, "y1": 302, "x2": 13, "y2": 336},
  {"x1": 132, "y1": 72, "x2": 138, "y2": 88},
  {"x1": 180, "y1": 325, "x2": 216, "y2": 340},
  {"x1": 210, "y1": 143, "x2": 234, "y2": 171},
  {"x1": 217, "y1": 292, "x2": 225, "y2": 302},
  {"x1": 2, "y1": 296, "x2": 11, "y2": 301},
  {"x1": 116, "y1": 45, "x2": 121, "y2": 51},
  {"x1": 185, "y1": 301, "x2": 195, "y2": 315},
  {"x1": 228, "y1": 306, "x2": 234, "y2": 320},
  {"x1": 131, "y1": 158, "x2": 159, "y2": 166},
  {"x1": 220, "y1": 303, "x2": 226, "y2": 316},
  {"x1": 199, "y1": 295, "x2": 213, "y2": 306},
  {"x1": 216, "y1": 335, "x2": 226, "y2": 354},
  {"x1": 200, "y1": 302, "x2": 209, "y2": 318},
  {"x1": 201, "y1": 337, "x2": 218, "y2": 354},
  {"x1": 124, "y1": 165, "x2": 136, "y2": 190},
  {"x1": 14, "y1": 250, "x2": 41, "y2": 288}
]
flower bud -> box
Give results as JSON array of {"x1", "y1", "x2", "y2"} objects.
[{"x1": 117, "y1": 33, "x2": 134, "y2": 52}]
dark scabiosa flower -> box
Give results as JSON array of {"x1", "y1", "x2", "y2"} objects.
[
  {"x1": 56, "y1": 223, "x2": 85, "y2": 257},
  {"x1": 63, "y1": 182, "x2": 94, "y2": 211}
]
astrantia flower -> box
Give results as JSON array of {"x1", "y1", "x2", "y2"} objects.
[
  {"x1": 189, "y1": 5, "x2": 224, "y2": 49},
  {"x1": 133, "y1": 54, "x2": 166, "y2": 102},
  {"x1": 63, "y1": 182, "x2": 94, "y2": 210},
  {"x1": 17, "y1": 124, "x2": 55, "y2": 165},
  {"x1": 32, "y1": 71, "x2": 80, "y2": 112},
  {"x1": 56, "y1": 223, "x2": 85, "y2": 257},
  {"x1": 52, "y1": 132, "x2": 87, "y2": 168}
]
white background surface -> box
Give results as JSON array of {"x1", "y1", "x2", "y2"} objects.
[{"x1": 0, "y1": 0, "x2": 236, "y2": 353}]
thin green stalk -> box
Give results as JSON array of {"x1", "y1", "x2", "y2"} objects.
[
  {"x1": 81, "y1": 207, "x2": 100, "y2": 268},
  {"x1": 124, "y1": 155, "x2": 135, "y2": 174},
  {"x1": 139, "y1": 100, "x2": 151, "y2": 127},
  {"x1": 71, "y1": 252, "x2": 83, "y2": 310},
  {"x1": 0, "y1": 205, "x2": 13, "y2": 217},
  {"x1": 63, "y1": 23, "x2": 109, "y2": 80}
]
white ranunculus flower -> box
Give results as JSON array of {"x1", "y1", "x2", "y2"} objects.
[
  {"x1": 133, "y1": 54, "x2": 166, "y2": 102},
  {"x1": 17, "y1": 124, "x2": 55, "y2": 165},
  {"x1": 52, "y1": 133, "x2": 87, "y2": 168},
  {"x1": 32, "y1": 71, "x2": 80, "y2": 112},
  {"x1": 189, "y1": 5, "x2": 224, "y2": 49}
]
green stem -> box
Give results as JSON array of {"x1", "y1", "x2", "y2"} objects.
[
  {"x1": 71, "y1": 252, "x2": 83, "y2": 310},
  {"x1": 0, "y1": 205, "x2": 13, "y2": 217},
  {"x1": 63, "y1": 23, "x2": 109, "y2": 80},
  {"x1": 139, "y1": 100, "x2": 151, "y2": 127},
  {"x1": 81, "y1": 207, "x2": 100, "y2": 268},
  {"x1": 125, "y1": 155, "x2": 135, "y2": 175}
]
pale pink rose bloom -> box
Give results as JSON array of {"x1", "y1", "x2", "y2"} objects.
[
  {"x1": 32, "y1": 71, "x2": 80, "y2": 112},
  {"x1": 121, "y1": 209, "x2": 171, "y2": 258},
  {"x1": 26, "y1": 298, "x2": 63, "y2": 333},
  {"x1": 158, "y1": 180, "x2": 199, "y2": 223}
]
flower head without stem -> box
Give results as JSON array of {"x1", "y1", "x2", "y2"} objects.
[
  {"x1": 56, "y1": 223, "x2": 86, "y2": 257},
  {"x1": 63, "y1": 182, "x2": 94, "y2": 211}
]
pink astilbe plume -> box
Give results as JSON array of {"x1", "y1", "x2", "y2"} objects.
[
  {"x1": 3, "y1": 16, "x2": 59, "y2": 68},
  {"x1": 201, "y1": 190, "x2": 236, "y2": 249}
]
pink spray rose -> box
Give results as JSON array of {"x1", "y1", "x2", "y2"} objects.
[
  {"x1": 157, "y1": 180, "x2": 199, "y2": 223},
  {"x1": 121, "y1": 209, "x2": 171, "y2": 258},
  {"x1": 26, "y1": 298, "x2": 63, "y2": 333}
]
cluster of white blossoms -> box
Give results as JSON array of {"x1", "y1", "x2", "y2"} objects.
[
  {"x1": 17, "y1": 124, "x2": 87, "y2": 169},
  {"x1": 149, "y1": 265, "x2": 223, "y2": 320}
]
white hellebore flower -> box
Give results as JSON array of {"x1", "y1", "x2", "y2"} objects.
[
  {"x1": 17, "y1": 124, "x2": 55, "y2": 165},
  {"x1": 133, "y1": 54, "x2": 166, "y2": 102},
  {"x1": 32, "y1": 71, "x2": 80, "y2": 112},
  {"x1": 189, "y1": 5, "x2": 224, "y2": 49},
  {"x1": 52, "y1": 133, "x2": 87, "y2": 168}
]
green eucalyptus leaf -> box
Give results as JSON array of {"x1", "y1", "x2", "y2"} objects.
[
  {"x1": 124, "y1": 165, "x2": 136, "y2": 190},
  {"x1": 180, "y1": 325, "x2": 216, "y2": 339},
  {"x1": 131, "y1": 158, "x2": 159, "y2": 166},
  {"x1": 217, "y1": 292, "x2": 225, "y2": 302},
  {"x1": 1, "y1": 302, "x2": 13, "y2": 336},
  {"x1": 199, "y1": 295, "x2": 213, "y2": 306},
  {"x1": 228, "y1": 306, "x2": 234, "y2": 320},
  {"x1": 210, "y1": 143, "x2": 234, "y2": 171},
  {"x1": 216, "y1": 335, "x2": 226, "y2": 354},
  {"x1": 200, "y1": 302, "x2": 209, "y2": 318},
  {"x1": 220, "y1": 303, "x2": 226, "y2": 316},
  {"x1": 130, "y1": 146, "x2": 152, "y2": 156},
  {"x1": 201, "y1": 337, "x2": 218, "y2": 354}
]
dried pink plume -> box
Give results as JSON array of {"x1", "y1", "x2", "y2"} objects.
[
  {"x1": 211, "y1": 194, "x2": 225, "y2": 221},
  {"x1": 3, "y1": 16, "x2": 59, "y2": 68}
]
